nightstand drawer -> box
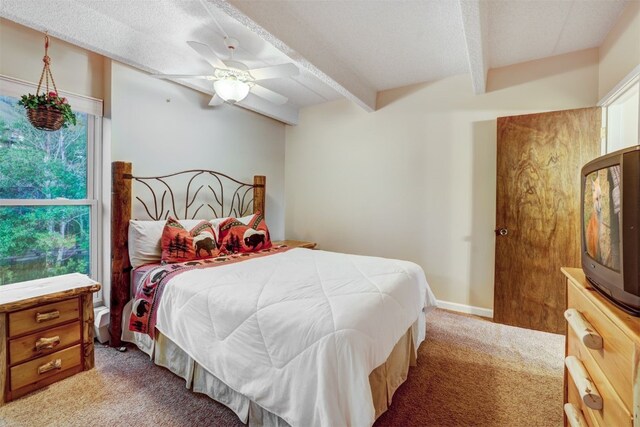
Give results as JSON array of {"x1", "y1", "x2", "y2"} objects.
[
  {"x1": 8, "y1": 298, "x2": 80, "y2": 337},
  {"x1": 567, "y1": 282, "x2": 634, "y2": 408},
  {"x1": 9, "y1": 321, "x2": 81, "y2": 365},
  {"x1": 10, "y1": 344, "x2": 82, "y2": 391}
]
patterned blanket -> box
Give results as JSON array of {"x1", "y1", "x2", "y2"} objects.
[{"x1": 129, "y1": 245, "x2": 291, "y2": 337}]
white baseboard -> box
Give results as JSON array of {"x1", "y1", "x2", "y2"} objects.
[{"x1": 436, "y1": 299, "x2": 493, "y2": 318}]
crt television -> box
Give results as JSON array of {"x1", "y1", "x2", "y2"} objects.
[{"x1": 581, "y1": 145, "x2": 640, "y2": 316}]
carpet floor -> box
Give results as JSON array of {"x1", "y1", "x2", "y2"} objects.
[{"x1": 0, "y1": 309, "x2": 565, "y2": 427}]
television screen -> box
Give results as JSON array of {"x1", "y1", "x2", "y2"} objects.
[{"x1": 583, "y1": 165, "x2": 622, "y2": 272}]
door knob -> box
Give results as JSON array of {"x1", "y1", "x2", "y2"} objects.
[{"x1": 495, "y1": 228, "x2": 508, "y2": 236}]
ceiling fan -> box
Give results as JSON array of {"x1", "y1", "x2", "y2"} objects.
[{"x1": 152, "y1": 37, "x2": 298, "y2": 106}]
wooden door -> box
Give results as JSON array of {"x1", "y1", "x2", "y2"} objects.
[{"x1": 494, "y1": 108, "x2": 601, "y2": 334}]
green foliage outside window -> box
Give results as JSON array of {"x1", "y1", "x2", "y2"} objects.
[{"x1": 0, "y1": 95, "x2": 90, "y2": 285}]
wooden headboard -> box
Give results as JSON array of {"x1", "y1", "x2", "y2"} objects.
[{"x1": 109, "y1": 161, "x2": 266, "y2": 347}]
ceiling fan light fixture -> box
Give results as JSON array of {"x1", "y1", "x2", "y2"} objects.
[
  {"x1": 213, "y1": 78, "x2": 250, "y2": 103},
  {"x1": 162, "y1": 39, "x2": 294, "y2": 107}
]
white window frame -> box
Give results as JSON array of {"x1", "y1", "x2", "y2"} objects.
[
  {"x1": 598, "y1": 64, "x2": 640, "y2": 155},
  {"x1": 0, "y1": 75, "x2": 105, "y2": 304}
]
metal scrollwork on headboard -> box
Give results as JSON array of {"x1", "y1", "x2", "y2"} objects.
[
  {"x1": 127, "y1": 169, "x2": 260, "y2": 220},
  {"x1": 109, "y1": 161, "x2": 265, "y2": 347}
]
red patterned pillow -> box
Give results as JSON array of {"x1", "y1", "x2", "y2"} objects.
[
  {"x1": 161, "y1": 217, "x2": 221, "y2": 263},
  {"x1": 218, "y1": 212, "x2": 272, "y2": 253}
]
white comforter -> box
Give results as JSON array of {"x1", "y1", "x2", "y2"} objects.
[{"x1": 155, "y1": 248, "x2": 436, "y2": 427}]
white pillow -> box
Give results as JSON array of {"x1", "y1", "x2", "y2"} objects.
[
  {"x1": 128, "y1": 214, "x2": 255, "y2": 268},
  {"x1": 128, "y1": 219, "x2": 203, "y2": 268}
]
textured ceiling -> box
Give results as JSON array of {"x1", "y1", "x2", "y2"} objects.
[
  {"x1": 487, "y1": 0, "x2": 628, "y2": 68},
  {"x1": 230, "y1": 0, "x2": 628, "y2": 96},
  {"x1": 229, "y1": 0, "x2": 470, "y2": 91},
  {"x1": 0, "y1": 0, "x2": 630, "y2": 124},
  {"x1": 76, "y1": 0, "x2": 340, "y2": 107}
]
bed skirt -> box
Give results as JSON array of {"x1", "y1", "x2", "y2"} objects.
[{"x1": 122, "y1": 303, "x2": 425, "y2": 426}]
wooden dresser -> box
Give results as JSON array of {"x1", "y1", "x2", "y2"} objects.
[
  {"x1": 0, "y1": 273, "x2": 101, "y2": 405},
  {"x1": 562, "y1": 267, "x2": 640, "y2": 427}
]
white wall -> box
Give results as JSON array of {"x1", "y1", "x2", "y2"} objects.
[
  {"x1": 599, "y1": 1, "x2": 640, "y2": 99},
  {"x1": 598, "y1": 1, "x2": 640, "y2": 153},
  {"x1": 285, "y1": 49, "x2": 599, "y2": 311},
  {"x1": 0, "y1": 18, "x2": 105, "y2": 99},
  {"x1": 110, "y1": 62, "x2": 286, "y2": 240}
]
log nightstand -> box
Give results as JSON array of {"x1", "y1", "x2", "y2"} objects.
[
  {"x1": 0, "y1": 273, "x2": 101, "y2": 405},
  {"x1": 273, "y1": 240, "x2": 317, "y2": 249}
]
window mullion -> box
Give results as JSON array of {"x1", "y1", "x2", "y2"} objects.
[
  {"x1": 87, "y1": 116, "x2": 95, "y2": 200},
  {"x1": 0, "y1": 199, "x2": 96, "y2": 206}
]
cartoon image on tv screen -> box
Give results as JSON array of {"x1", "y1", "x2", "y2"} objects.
[{"x1": 584, "y1": 165, "x2": 621, "y2": 271}]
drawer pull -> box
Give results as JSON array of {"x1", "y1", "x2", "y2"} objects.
[
  {"x1": 35, "y1": 335, "x2": 61, "y2": 351},
  {"x1": 564, "y1": 309, "x2": 603, "y2": 349},
  {"x1": 36, "y1": 310, "x2": 60, "y2": 323},
  {"x1": 37, "y1": 358, "x2": 62, "y2": 374},
  {"x1": 565, "y1": 356, "x2": 603, "y2": 410},
  {"x1": 563, "y1": 403, "x2": 588, "y2": 427}
]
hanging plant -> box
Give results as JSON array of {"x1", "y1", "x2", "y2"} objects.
[{"x1": 18, "y1": 34, "x2": 76, "y2": 131}]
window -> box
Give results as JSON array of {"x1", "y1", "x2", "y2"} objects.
[
  {"x1": 600, "y1": 66, "x2": 640, "y2": 154},
  {"x1": 0, "y1": 76, "x2": 103, "y2": 300}
]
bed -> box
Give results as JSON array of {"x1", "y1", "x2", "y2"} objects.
[{"x1": 109, "y1": 161, "x2": 437, "y2": 427}]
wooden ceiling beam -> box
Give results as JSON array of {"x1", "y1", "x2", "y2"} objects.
[{"x1": 216, "y1": 0, "x2": 377, "y2": 112}]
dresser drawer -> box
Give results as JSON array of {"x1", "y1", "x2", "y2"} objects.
[
  {"x1": 567, "y1": 378, "x2": 600, "y2": 427},
  {"x1": 8, "y1": 298, "x2": 80, "y2": 337},
  {"x1": 565, "y1": 347, "x2": 632, "y2": 427},
  {"x1": 10, "y1": 344, "x2": 82, "y2": 391},
  {"x1": 567, "y1": 282, "x2": 634, "y2": 409},
  {"x1": 9, "y1": 321, "x2": 81, "y2": 365}
]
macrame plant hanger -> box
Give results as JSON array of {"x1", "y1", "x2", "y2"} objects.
[
  {"x1": 37, "y1": 34, "x2": 60, "y2": 100},
  {"x1": 25, "y1": 33, "x2": 66, "y2": 131}
]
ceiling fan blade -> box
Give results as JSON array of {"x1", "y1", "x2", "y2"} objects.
[
  {"x1": 151, "y1": 74, "x2": 213, "y2": 80},
  {"x1": 187, "y1": 41, "x2": 228, "y2": 70},
  {"x1": 250, "y1": 84, "x2": 288, "y2": 105},
  {"x1": 248, "y1": 63, "x2": 298, "y2": 81},
  {"x1": 208, "y1": 94, "x2": 224, "y2": 107}
]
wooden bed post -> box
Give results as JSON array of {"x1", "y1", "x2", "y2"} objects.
[
  {"x1": 110, "y1": 161, "x2": 132, "y2": 347},
  {"x1": 253, "y1": 175, "x2": 266, "y2": 216}
]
